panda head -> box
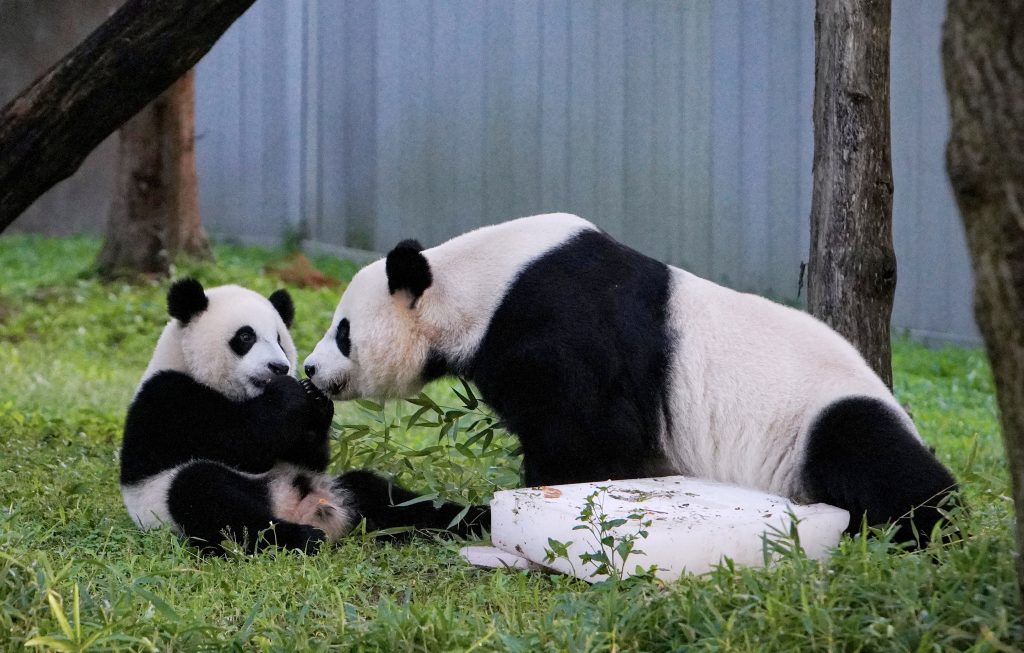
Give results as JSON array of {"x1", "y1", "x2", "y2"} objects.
[
  {"x1": 153, "y1": 278, "x2": 298, "y2": 401},
  {"x1": 303, "y1": 240, "x2": 435, "y2": 400}
]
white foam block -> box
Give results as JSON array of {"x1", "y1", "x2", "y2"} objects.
[
  {"x1": 458, "y1": 545, "x2": 543, "y2": 571},
  {"x1": 490, "y1": 476, "x2": 850, "y2": 582}
]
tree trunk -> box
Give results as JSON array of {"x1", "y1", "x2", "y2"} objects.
[
  {"x1": 96, "y1": 71, "x2": 211, "y2": 278},
  {"x1": 943, "y1": 0, "x2": 1024, "y2": 601},
  {"x1": 164, "y1": 70, "x2": 209, "y2": 259},
  {"x1": 0, "y1": 0, "x2": 255, "y2": 234},
  {"x1": 807, "y1": 0, "x2": 896, "y2": 389}
]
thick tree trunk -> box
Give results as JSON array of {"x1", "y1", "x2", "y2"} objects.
[
  {"x1": 943, "y1": 0, "x2": 1024, "y2": 601},
  {"x1": 0, "y1": 0, "x2": 255, "y2": 234},
  {"x1": 807, "y1": 0, "x2": 896, "y2": 389},
  {"x1": 165, "y1": 73, "x2": 209, "y2": 260},
  {"x1": 96, "y1": 71, "x2": 211, "y2": 278}
]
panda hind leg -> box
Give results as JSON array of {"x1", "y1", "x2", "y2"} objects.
[
  {"x1": 800, "y1": 396, "x2": 960, "y2": 548},
  {"x1": 268, "y1": 469, "x2": 354, "y2": 541},
  {"x1": 335, "y1": 470, "x2": 490, "y2": 540},
  {"x1": 167, "y1": 462, "x2": 324, "y2": 555}
]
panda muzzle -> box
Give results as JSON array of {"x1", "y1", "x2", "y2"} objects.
[{"x1": 328, "y1": 378, "x2": 347, "y2": 397}]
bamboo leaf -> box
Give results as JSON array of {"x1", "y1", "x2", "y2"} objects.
[
  {"x1": 46, "y1": 590, "x2": 74, "y2": 641},
  {"x1": 458, "y1": 377, "x2": 479, "y2": 409},
  {"x1": 355, "y1": 399, "x2": 384, "y2": 412},
  {"x1": 446, "y1": 504, "x2": 471, "y2": 529},
  {"x1": 393, "y1": 492, "x2": 439, "y2": 507},
  {"x1": 25, "y1": 637, "x2": 74, "y2": 651},
  {"x1": 132, "y1": 585, "x2": 180, "y2": 621},
  {"x1": 406, "y1": 405, "x2": 433, "y2": 428}
]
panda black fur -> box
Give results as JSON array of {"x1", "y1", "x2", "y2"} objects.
[
  {"x1": 120, "y1": 278, "x2": 488, "y2": 555},
  {"x1": 304, "y1": 213, "x2": 958, "y2": 546}
]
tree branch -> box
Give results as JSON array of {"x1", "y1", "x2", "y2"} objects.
[{"x1": 0, "y1": 0, "x2": 256, "y2": 234}]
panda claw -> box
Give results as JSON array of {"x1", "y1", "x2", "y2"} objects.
[{"x1": 300, "y1": 379, "x2": 329, "y2": 405}]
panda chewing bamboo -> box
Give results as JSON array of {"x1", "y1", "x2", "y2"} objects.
[
  {"x1": 119, "y1": 279, "x2": 487, "y2": 554},
  {"x1": 304, "y1": 213, "x2": 959, "y2": 547}
]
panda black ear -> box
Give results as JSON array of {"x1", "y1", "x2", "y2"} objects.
[
  {"x1": 268, "y1": 289, "x2": 294, "y2": 328},
  {"x1": 385, "y1": 239, "x2": 432, "y2": 305},
  {"x1": 167, "y1": 278, "x2": 208, "y2": 325}
]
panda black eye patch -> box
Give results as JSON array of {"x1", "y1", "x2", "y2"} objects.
[
  {"x1": 229, "y1": 326, "x2": 257, "y2": 356},
  {"x1": 335, "y1": 318, "x2": 351, "y2": 357}
]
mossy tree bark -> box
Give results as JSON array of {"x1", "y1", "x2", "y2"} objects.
[
  {"x1": 807, "y1": 0, "x2": 896, "y2": 389},
  {"x1": 96, "y1": 71, "x2": 211, "y2": 278},
  {"x1": 0, "y1": 0, "x2": 255, "y2": 234},
  {"x1": 943, "y1": 0, "x2": 1024, "y2": 600}
]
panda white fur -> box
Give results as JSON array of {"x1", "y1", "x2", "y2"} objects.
[
  {"x1": 120, "y1": 278, "x2": 487, "y2": 555},
  {"x1": 304, "y1": 213, "x2": 958, "y2": 546}
]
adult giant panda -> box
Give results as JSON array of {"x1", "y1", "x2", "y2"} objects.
[
  {"x1": 120, "y1": 278, "x2": 487, "y2": 554},
  {"x1": 303, "y1": 213, "x2": 958, "y2": 546}
]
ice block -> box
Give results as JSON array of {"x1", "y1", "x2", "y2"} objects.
[{"x1": 485, "y1": 476, "x2": 850, "y2": 582}]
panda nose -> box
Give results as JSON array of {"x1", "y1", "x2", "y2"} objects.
[
  {"x1": 304, "y1": 364, "x2": 317, "y2": 379},
  {"x1": 268, "y1": 362, "x2": 289, "y2": 376}
]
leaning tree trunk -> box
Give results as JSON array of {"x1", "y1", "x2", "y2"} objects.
[
  {"x1": 807, "y1": 0, "x2": 896, "y2": 389},
  {"x1": 97, "y1": 71, "x2": 211, "y2": 278},
  {"x1": 943, "y1": 0, "x2": 1024, "y2": 600},
  {"x1": 0, "y1": 0, "x2": 255, "y2": 234}
]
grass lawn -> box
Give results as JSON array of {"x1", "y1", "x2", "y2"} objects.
[{"x1": 0, "y1": 234, "x2": 1020, "y2": 651}]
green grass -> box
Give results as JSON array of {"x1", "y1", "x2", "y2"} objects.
[{"x1": 0, "y1": 234, "x2": 1020, "y2": 651}]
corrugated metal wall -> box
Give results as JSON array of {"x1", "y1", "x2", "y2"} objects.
[
  {"x1": 0, "y1": 0, "x2": 123, "y2": 236},
  {"x1": 194, "y1": 0, "x2": 976, "y2": 344}
]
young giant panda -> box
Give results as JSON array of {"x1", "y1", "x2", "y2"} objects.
[
  {"x1": 120, "y1": 278, "x2": 487, "y2": 554},
  {"x1": 303, "y1": 213, "x2": 958, "y2": 546}
]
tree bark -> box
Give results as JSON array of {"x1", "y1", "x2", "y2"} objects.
[
  {"x1": 96, "y1": 71, "x2": 211, "y2": 278},
  {"x1": 164, "y1": 71, "x2": 208, "y2": 259},
  {"x1": 0, "y1": 0, "x2": 255, "y2": 234},
  {"x1": 943, "y1": 0, "x2": 1024, "y2": 601},
  {"x1": 807, "y1": 0, "x2": 896, "y2": 389}
]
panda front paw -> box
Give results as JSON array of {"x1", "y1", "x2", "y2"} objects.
[
  {"x1": 301, "y1": 378, "x2": 335, "y2": 429},
  {"x1": 301, "y1": 378, "x2": 332, "y2": 410},
  {"x1": 263, "y1": 374, "x2": 307, "y2": 405},
  {"x1": 258, "y1": 376, "x2": 310, "y2": 435}
]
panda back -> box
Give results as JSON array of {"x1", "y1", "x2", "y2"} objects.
[
  {"x1": 662, "y1": 267, "x2": 909, "y2": 494},
  {"x1": 137, "y1": 321, "x2": 188, "y2": 393},
  {"x1": 423, "y1": 213, "x2": 598, "y2": 362},
  {"x1": 464, "y1": 227, "x2": 676, "y2": 484}
]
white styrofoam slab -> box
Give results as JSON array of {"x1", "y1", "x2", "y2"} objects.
[
  {"x1": 458, "y1": 545, "x2": 544, "y2": 571},
  {"x1": 490, "y1": 476, "x2": 850, "y2": 582}
]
